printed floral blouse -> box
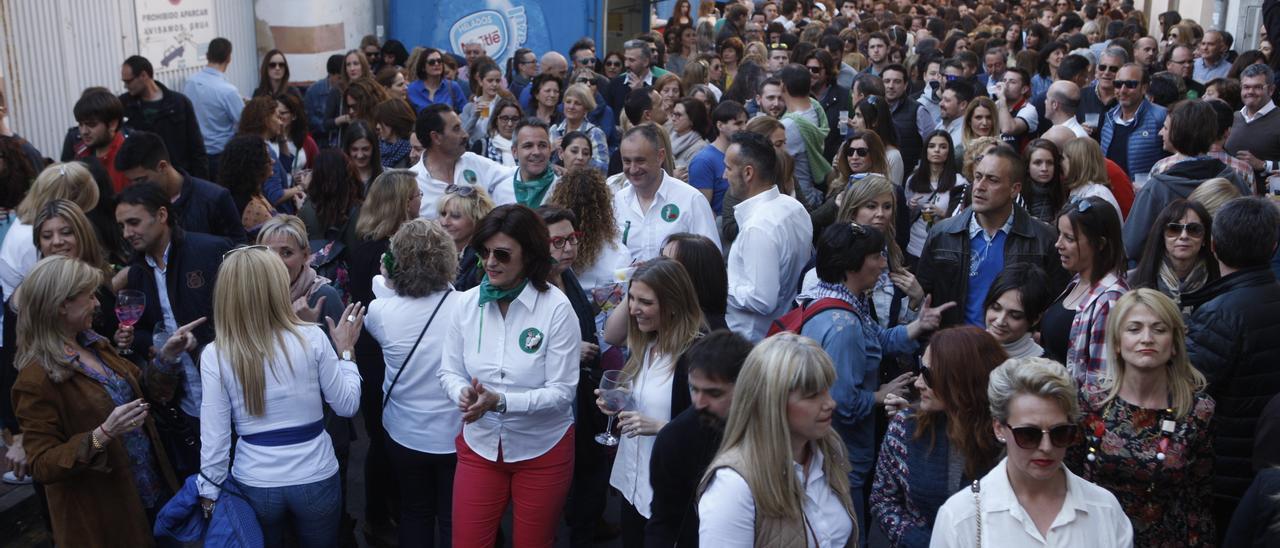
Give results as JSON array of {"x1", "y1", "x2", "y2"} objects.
[{"x1": 1067, "y1": 387, "x2": 1217, "y2": 548}]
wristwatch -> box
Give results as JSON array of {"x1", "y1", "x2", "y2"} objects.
[
  {"x1": 495, "y1": 393, "x2": 507, "y2": 414},
  {"x1": 340, "y1": 349, "x2": 353, "y2": 362}
]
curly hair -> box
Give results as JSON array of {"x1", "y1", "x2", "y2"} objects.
[
  {"x1": 308, "y1": 149, "x2": 363, "y2": 229},
  {"x1": 237, "y1": 96, "x2": 279, "y2": 138},
  {"x1": 545, "y1": 166, "x2": 616, "y2": 270},
  {"x1": 388, "y1": 218, "x2": 457, "y2": 298},
  {"x1": 345, "y1": 77, "x2": 392, "y2": 123},
  {"x1": 217, "y1": 134, "x2": 272, "y2": 211},
  {"x1": 0, "y1": 136, "x2": 36, "y2": 209}
]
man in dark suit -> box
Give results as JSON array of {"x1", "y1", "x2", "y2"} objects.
[{"x1": 115, "y1": 131, "x2": 246, "y2": 243}]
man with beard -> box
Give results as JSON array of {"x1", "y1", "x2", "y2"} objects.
[
  {"x1": 645, "y1": 330, "x2": 753, "y2": 547},
  {"x1": 749, "y1": 77, "x2": 785, "y2": 119},
  {"x1": 72, "y1": 89, "x2": 130, "y2": 192}
]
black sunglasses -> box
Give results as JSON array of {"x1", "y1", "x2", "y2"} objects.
[
  {"x1": 1098, "y1": 64, "x2": 1120, "y2": 73},
  {"x1": 605, "y1": 60, "x2": 622, "y2": 67},
  {"x1": 847, "y1": 147, "x2": 870, "y2": 157},
  {"x1": 1165, "y1": 222, "x2": 1205, "y2": 238},
  {"x1": 268, "y1": 62, "x2": 287, "y2": 69},
  {"x1": 1114, "y1": 79, "x2": 1141, "y2": 89},
  {"x1": 1002, "y1": 422, "x2": 1078, "y2": 449},
  {"x1": 426, "y1": 58, "x2": 442, "y2": 66},
  {"x1": 477, "y1": 247, "x2": 513, "y2": 263},
  {"x1": 916, "y1": 362, "x2": 932, "y2": 385}
]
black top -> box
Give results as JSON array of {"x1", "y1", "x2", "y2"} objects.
[
  {"x1": 646, "y1": 406, "x2": 721, "y2": 548},
  {"x1": 1040, "y1": 292, "x2": 1075, "y2": 363}
]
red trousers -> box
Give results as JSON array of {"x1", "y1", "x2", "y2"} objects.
[{"x1": 451, "y1": 427, "x2": 575, "y2": 548}]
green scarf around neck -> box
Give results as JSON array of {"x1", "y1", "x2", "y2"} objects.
[
  {"x1": 782, "y1": 97, "x2": 832, "y2": 184},
  {"x1": 513, "y1": 168, "x2": 556, "y2": 208},
  {"x1": 478, "y1": 275, "x2": 528, "y2": 307}
]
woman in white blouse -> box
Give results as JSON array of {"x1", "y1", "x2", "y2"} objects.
[
  {"x1": 698, "y1": 333, "x2": 858, "y2": 548},
  {"x1": 365, "y1": 219, "x2": 460, "y2": 547},
  {"x1": 1061, "y1": 138, "x2": 1122, "y2": 219},
  {"x1": 594, "y1": 257, "x2": 703, "y2": 546},
  {"x1": 197, "y1": 246, "x2": 365, "y2": 547},
  {"x1": 930, "y1": 357, "x2": 1133, "y2": 547},
  {"x1": 437, "y1": 204, "x2": 581, "y2": 547}
]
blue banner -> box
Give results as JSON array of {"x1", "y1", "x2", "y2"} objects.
[{"x1": 389, "y1": 0, "x2": 602, "y2": 67}]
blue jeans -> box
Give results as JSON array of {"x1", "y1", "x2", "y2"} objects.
[{"x1": 235, "y1": 473, "x2": 342, "y2": 547}]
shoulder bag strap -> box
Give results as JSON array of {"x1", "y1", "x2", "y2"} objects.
[{"x1": 382, "y1": 291, "x2": 451, "y2": 409}]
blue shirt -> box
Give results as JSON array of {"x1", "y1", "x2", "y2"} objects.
[
  {"x1": 1193, "y1": 57, "x2": 1230, "y2": 84},
  {"x1": 687, "y1": 144, "x2": 729, "y2": 214},
  {"x1": 303, "y1": 77, "x2": 335, "y2": 141},
  {"x1": 965, "y1": 213, "x2": 1013, "y2": 326},
  {"x1": 145, "y1": 245, "x2": 201, "y2": 416},
  {"x1": 407, "y1": 79, "x2": 468, "y2": 114},
  {"x1": 182, "y1": 67, "x2": 243, "y2": 155}
]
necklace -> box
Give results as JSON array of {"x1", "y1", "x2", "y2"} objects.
[{"x1": 1087, "y1": 397, "x2": 1175, "y2": 463}]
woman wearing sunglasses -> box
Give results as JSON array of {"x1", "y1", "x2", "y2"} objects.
[
  {"x1": 438, "y1": 204, "x2": 580, "y2": 547},
  {"x1": 253, "y1": 49, "x2": 301, "y2": 99},
  {"x1": 931, "y1": 357, "x2": 1133, "y2": 547},
  {"x1": 1067, "y1": 288, "x2": 1217, "y2": 546},
  {"x1": 602, "y1": 52, "x2": 625, "y2": 80},
  {"x1": 848, "y1": 96, "x2": 903, "y2": 186},
  {"x1": 407, "y1": 48, "x2": 468, "y2": 114},
  {"x1": 871, "y1": 326, "x2": 1007, "y2": 547},
  {"x1": 1041, "y1": 196, "x2": 1127, "y2": 390},
  {"x1": 1129, "y1": 200, "x2": 1219, "y2": 310}
]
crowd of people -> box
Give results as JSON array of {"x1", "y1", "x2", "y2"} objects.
[{"x1": 1, "y1": 0, "x2": 1280, "y2": 546}]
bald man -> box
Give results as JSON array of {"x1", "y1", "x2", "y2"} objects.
[
  {"x1": 517, "y1": 51, "x2": 569, "y2": 109},
  {"x1": 1041, "y1": 80, "x2": 1088, "y2": 147}
]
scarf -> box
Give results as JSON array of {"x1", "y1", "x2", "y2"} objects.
[
  {"x1": 289, "y1": 267, "x2": 331, "y2": 304},
  {"x1": 669, "y1": 129, "x2": 705, "y2": 165},
  {"x1": 513, "y1": 168, "x2": 557, "y2": 208},
  {"x1": 478, "y1": 275, "x2": 528, "y2": 307},
  {"x1": 782, "y1": 97, "x2": 832, "y2": 183},
  {"x1": 1002, "y1": 334, "x2": 1045, "y2": 360},
  {"x1": 1158, "y1": 259, "x2": 1208, "y2": 304},
  {"x1": 812, "y1": 280, "x2": 880, "y2": 343},
  {"x1": 487, "y1": 134, "x2": 514, "y2": 166}
]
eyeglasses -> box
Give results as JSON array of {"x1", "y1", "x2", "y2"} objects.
[
  {"x1": 496, "y1": 114, "x2": 522, "y2": 124},
  {"x1": 268, "y1": 62, "x2": 287, "y2": 69},
  {"x1": 575, "y1": 78, "x2": 595, "y2": 86},
  {"x1": 445, "y1": 184, "x2": 477, "y2": 197},
  {"x1": 222, "y1": 244, "x2": 269, "y2": 260},
  {"x1": 519, "y1": 58, "x2": 538, "y2": 66},
  {"x1": 477, "y1": 247, "x2": 513, "y2": 263},
  {"x1": 1114, "y1": 79, "x2": 1141, "y2": 89},
  {"x1": 1002, "y1": 422, "x2": 1079, "y2": 449},
  {"x1": 426, "y1": 58, "x2": 442, "y2": 66},
  {"x1": 1098, "y1": 64, "x2": 1120, "y2": 73},
  {"x1": 604, "y1": 60, "x2": 622, "y2": 67},
  {"x1": 550, "y1": 231, "x2": 583, "y2": 249},
  {"x1": 847, "y1": 147, "x2": 870, "y2": 157},
  {"x1": 1165, "y1": 222, "x2": 1205, "y2": 238}
]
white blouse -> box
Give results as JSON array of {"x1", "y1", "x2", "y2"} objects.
[
  {"x1": 437, "y1": 283, "x2": 581, "y2": 462},
  {"x1": 930, "y1": 458, "x2": 1133, "y2": 548},
  {"x1": 365, "y1": 279, "x2": 460, "y2": 454},
  {"x1": 1069, "y1": 183, "x2": 1122, "y2": 220},
  {"x1": 574, "y1": 237, "x2": 630, "y2": 294},
  {"x1": 197, "y1": 325, "x2": 362, "y2": 499},
  {"x1": 609, "y1": 344, "x2": 674, "y2": 518},
  {"x1": 698, "y1": 448, "x2": 854, "y2": 547}
]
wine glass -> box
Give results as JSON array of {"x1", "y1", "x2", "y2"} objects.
[
  {"x1": 595, "y1": 370, "x2": 633, "y2": 447},
  {"x1": 114, "y1": 290, "x2": 146, "y2": 355}
]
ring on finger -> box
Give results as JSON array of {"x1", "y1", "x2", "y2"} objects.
[{"x1": 346, "y1": 315, "x2": 356, "y2": 322}]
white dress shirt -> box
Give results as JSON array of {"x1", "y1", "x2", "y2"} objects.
[
  {"x1": 0, "y1": 221, "x2": 34, "y2": 300},
  {"x1": 726, "y1": 187, "x2": 813, "y2": 341},
  {"x1": 410, "y1": 152, "x2": 517, "y2": 219},
  {"x1": 366, "y1": 281, "x2": 460, "y2": 454},
  {"x1": 612, "y1": 171, "x2": 721, "y2": 263},
  {"x1": 699, "y1": 448, "x2": 854, "y2": 547},
  {"x1": 437, "y1": 283, "x2": 580, "y2": 462},
  {"x1": 1056, "y1": 117, "x2": 1089, "y2": 138},
  {"x1": 575, "y1": 237, "x2": 630, "y2": 294},
  {"x1": 197, "y1": 325, "x2": 362, "y2": 499},
  {"x1": 1069, "y1": 183, "x2": 1122, "y2": 219},
  {"x1": 930, "y1": 458, "x2": 1133, "y2": 548},
  {"x1": 608, "y1": 344, "x2": 673, "y2": 518}
]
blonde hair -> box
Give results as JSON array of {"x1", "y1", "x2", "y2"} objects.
[
  {"x1": 213, "y1": 247, "x2": 307, "y2": 416},
  {"x1": 17, "y1": 163, "x2": 99, "y2": 223},
  {"x1": 987, "y1": 357, "x2": 1080, "y2": 423},
  {"x1": 1187, "y1": 177, "x2": 1242, "y2": 218},
  {"x1": 388, "y1": 219, "x2": 457, "y2": 298},
  {"x1": 436, "y1": 185, "x2": 496, "y2": 239},
  {"x1": 1101, "y1": 289, "x2": 1206, "y2": 418},
  {"x1": 681, "y1": 60, "x2": 710, "y2": 87},
  {"x1": 32, "y1": 199, "x2": 109, "y2": 275},
  {"x1": 357, "y1": 169, "x2": 419, "y2": 240},
  {"x1": 256, "y1": 214, "x2": 310, "y2": 252},
  {"x1": 623, "y1": 258, "x2": 704, "y2": 380},
  {"x1": 1062, "y1": 138, "x2": 1111, "y2": 192},
  {"x1": 563, "y1": 83, "x2": 597, "y2": 112},
  {"x1": 835, "y1": 174, "x2": 905, "y2": 271},
  {"x1": 962, "y1": 136, "x2": 1002, "y2": 182},
  {"x1": 707, "y1": 334, "x2": 855, "y2": 524},
  {"x1": 15, "y1": 256, "x2": 104, "y2": 373}
]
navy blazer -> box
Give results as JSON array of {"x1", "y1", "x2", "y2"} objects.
[
  {"x1": 125, "y1": 229, "x2": 234, "y2": 356},
  {"x1": 172, "y1": 170, "x2": 247, "y2": 243}
]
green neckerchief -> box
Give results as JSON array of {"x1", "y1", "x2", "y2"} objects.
[
  {"x1": 782, "y1": 97, "x2": 832, "y2": 183},
  {"x1": 513, "y1": 168, "x2": 556, "y2": 208},
  {"x1": 477, "y1": 275, "x2": 528, "y2": 307}
]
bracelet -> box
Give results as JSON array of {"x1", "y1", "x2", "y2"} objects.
[{"x1": 90, "y1": 427, "x2": 105, "y2": 451}]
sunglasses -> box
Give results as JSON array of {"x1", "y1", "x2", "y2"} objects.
[
  {"x1": 605, "y1": 60, "x2": 622, "y2": 67},
  {"x1": 1165, "y1": 222, "x2": 1205, "y2": 238},
  {"x1": 575, "y1": 78, "x2": 596, "y2": 86},
  {"x1": 477, "y1": 247, "x2": 513, "y2": 263},
  {"x1": 847, "y1": 147, "x2": 870, "y2": 157},
  {"x1": 445, "y1": 184, "x2": 477, "y2": 197},
  {"x1": 426, "y1": 58, "x2": 442, "y2": 66},
  {"x1": 575, "y1": 57, "x2": 597, "y2": 66},
  {"x1": 550, "y1": 231, "x2": 583, "y2": 249},
  {"x1": 1114, "y1": 80, "x2": 1141, "y2": 89},
  {"x1": 1098, "y1": 64, "x2": 1120, "y2": 73},
  {"x1": 1002, "y1": 422, "x2": 1079, "y2": 449},
  {"x1": 222, "y1": 244, "x2": 269, "y2": 260},
  {"x1": 268, "y1": 62, "x2": 287, "y2": 69},
  {"x1": 916, "y1": 362, "x2": 932, "y2": 385},
  {"x1": 1071, "y1": 197, "x2": 1094, "y2": 213}
]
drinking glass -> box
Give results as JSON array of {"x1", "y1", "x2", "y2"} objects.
[
  {"x1": 114, "y1": 290, "x2": 146, "y2": 355},
  {"x1": 595, "y1": 370, "x2": 633, "y2": 447},
  {"x1": 152, "y1": 321, "x2": 174, "y2": 362}
]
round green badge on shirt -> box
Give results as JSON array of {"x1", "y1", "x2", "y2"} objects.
[
  {"x1": 464, "y1": 169, "x2": 478, "y2": 184},
  {"x1": 518, "y1": 328, "x2": 544, "y2": 353},
  {"x1": 660, "y1": 204, "x2": 680, "y2": 222}
]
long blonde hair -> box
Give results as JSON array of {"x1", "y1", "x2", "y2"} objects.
[
  {"x1": 356, "y1": 169, "x2": 419, "y2": 241},
  {"x1": 623, "y1": 258, "x2": 704, "y2": 380},
  {"x1": 706, "y1": 333, "x2": 854, "y2": 524},
  {"x1": 32, "y1": 199, "x2": 109, "y2": 275},
  {"x1": 14, "y1": 256, "x2": 103, "y2": 374},
  {"x1": 836, "y1": 174, "x2": 905, "y2": 272},
  {"x1": 16, "y1": 163, "x2": 99, "y2": 223},
  {"x1": 213, "y1": 247, "x2": 307, "y2": 416},
  {"x1": 1062, "y1": 138, "x2": 1111, "y2": 192},
  {"x1": 1101, "y1": 288, "x2": 1206, "y2": 418}
]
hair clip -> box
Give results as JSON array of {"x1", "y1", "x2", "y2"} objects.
[
  {"x1": 849, "y1": 222, "x2": 868, "y2": 237},
  {"x1": 58, "y1": 165, "x2": 67, "y2": 177},
  {"x1": 381, "y1": 250, "x2": 397, "y2": 276}
]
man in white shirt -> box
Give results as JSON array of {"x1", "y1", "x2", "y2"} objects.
[
  {"x1": 936, "y1": 80, "x2": 972, "y2": 149},
  {"x1": 613, "y1": 125, "x2": 721, "y2": 262},
  {"x1": 505, "y1": 118, "x2": 558, "y2": 208},
  {"x1": 1040, "y1": 80, "x2": 1089, "y2": 147},
  {"x1": 410, "y1": 104, "x2": 516, "y2": 219},
  {"x1": 995, "y1": 67, "x2": 1039, "y2": 150},
  {"x1": 723, "y1": 132, "x2": 813, "y2": 341}
]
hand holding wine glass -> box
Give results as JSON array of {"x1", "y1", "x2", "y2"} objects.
[
  {"x1": 593, "y1": 370, "x2": 633, "y2": 446},
  {"x1": 114, "y1": 290, "x2": 146, "y2": 355}
]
